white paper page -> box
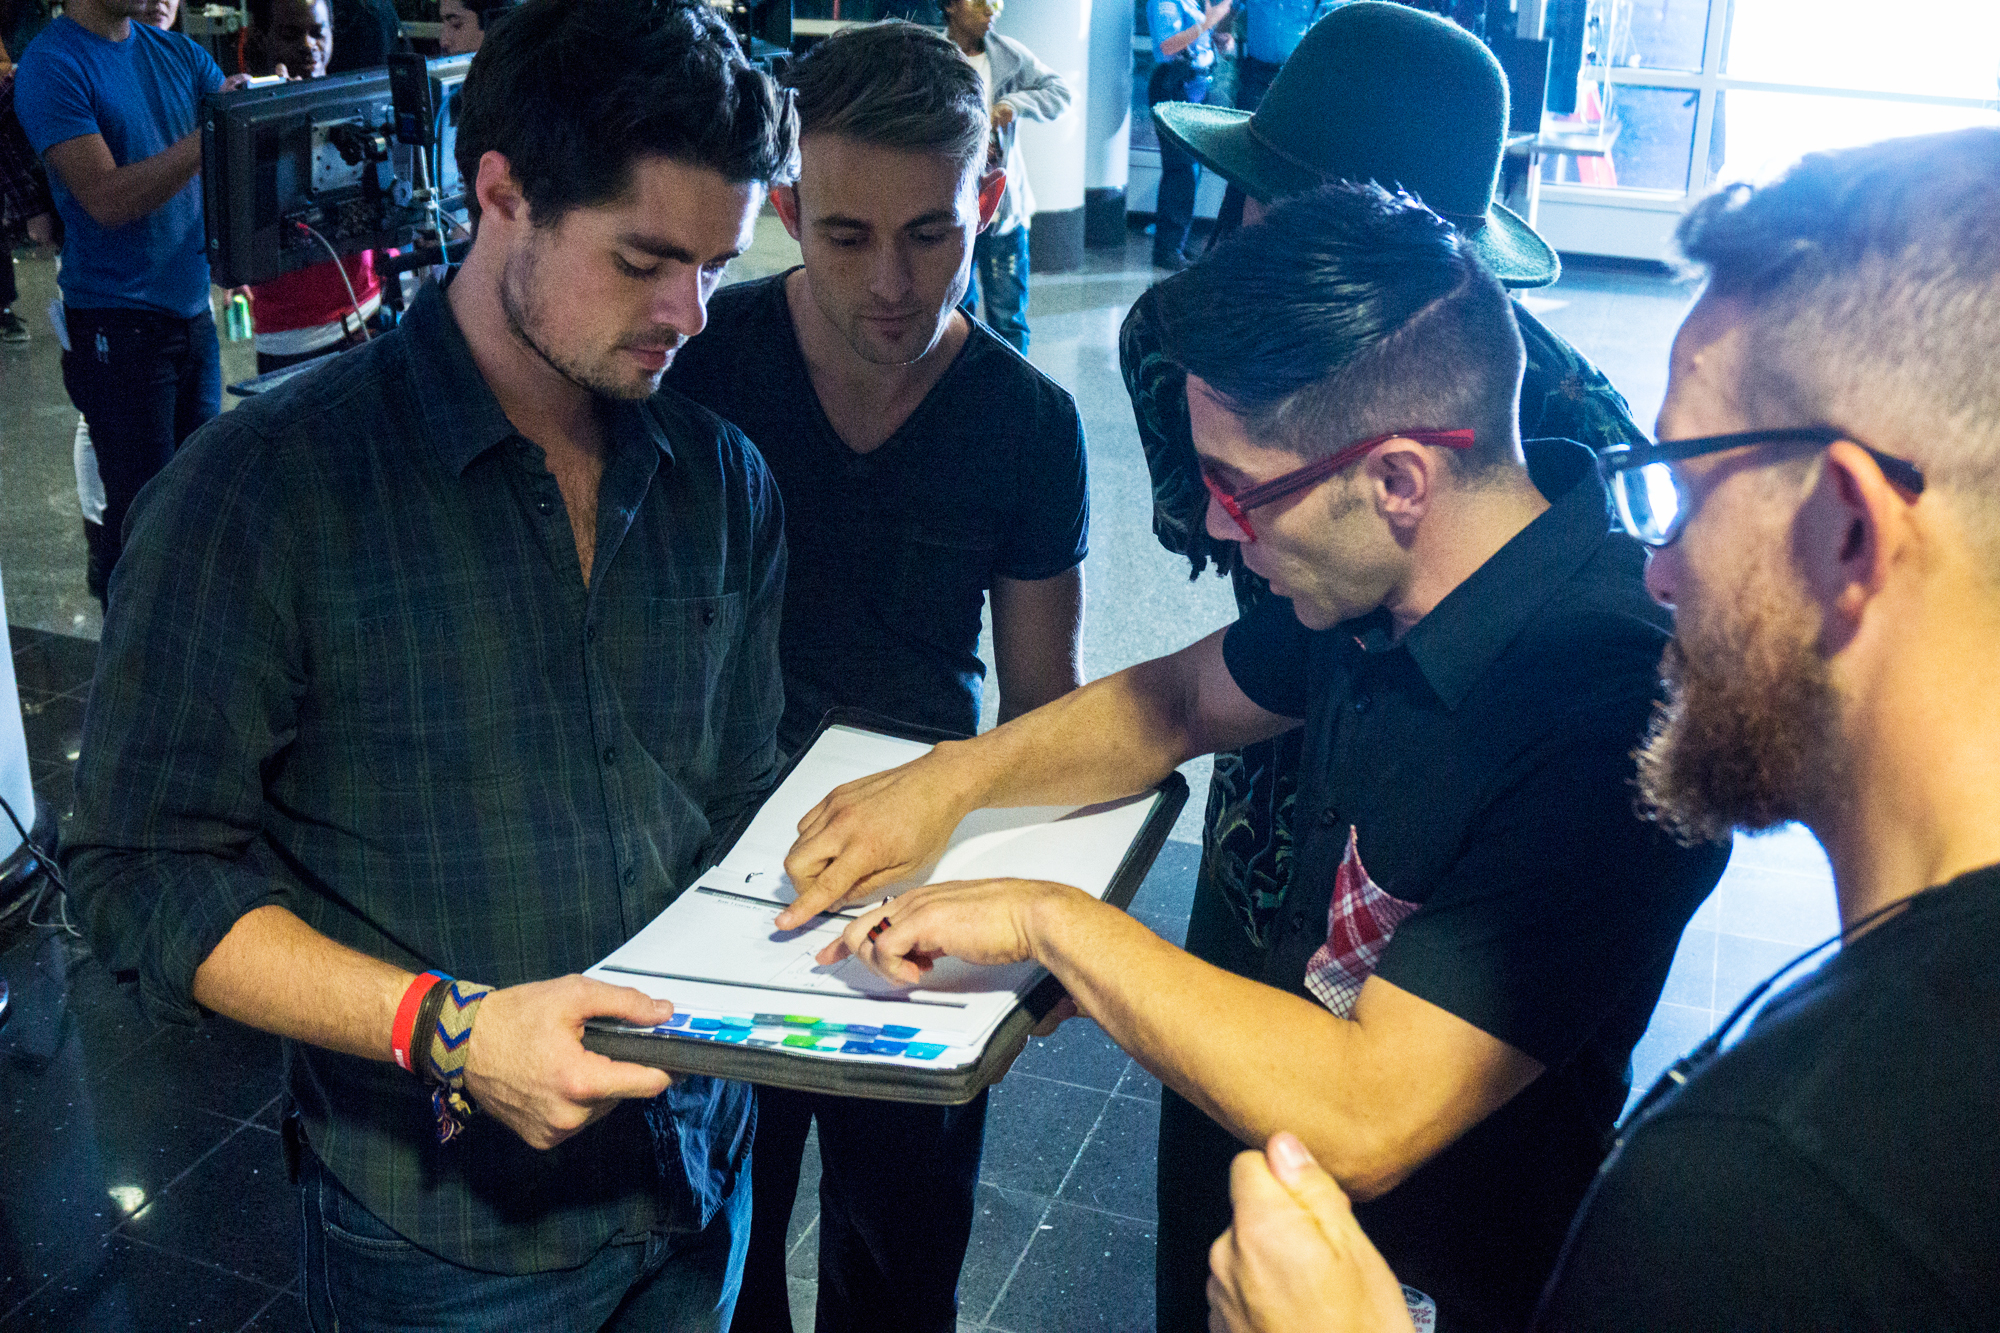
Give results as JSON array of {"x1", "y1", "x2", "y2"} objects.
[{"x1": 587, "y1": 725, "x2": 1162, "y2": 1070}]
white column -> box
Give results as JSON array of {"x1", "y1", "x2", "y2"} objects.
[
  {"x1": 0, "y1": 568, "x2": 35, "y2": 867},
  {"x1": 1084, "y1": 0, "x2": 1133, "y2": 245},
  {"x1": 1008, "y1": 0, "x2": 1091, "y2": 272}
]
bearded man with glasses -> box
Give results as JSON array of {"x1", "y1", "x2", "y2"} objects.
[{"x1": 771, "y1": 182, "x2": 1730, "y2": 1333}]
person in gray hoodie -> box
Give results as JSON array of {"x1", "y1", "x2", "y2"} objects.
[{"x1": 943, "y1": 0, "x2": 1068, "y2": 353}]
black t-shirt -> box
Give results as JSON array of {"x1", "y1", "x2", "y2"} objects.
[
  {"x1": 1221, "y1": 439, "x2": 1731, "y2": 1332},
  {"x1": 1535, "y1": 864, "x2": 2000, "y2": 1331},
  {"x1": 665, "y1": 271, "x2": 1088, "y2": 752}
]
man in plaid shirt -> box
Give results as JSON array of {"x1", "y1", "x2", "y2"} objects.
[{"x1": 62, "y1": 1, "x2": 799, "y2": 1327}]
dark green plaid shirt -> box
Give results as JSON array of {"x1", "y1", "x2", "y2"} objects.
[{"x1": 63, "y1": 280, "x2": 786, "y2": 1273}]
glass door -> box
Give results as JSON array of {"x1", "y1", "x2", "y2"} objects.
[{"x1": 1531, "y1": 0, "x2": 1999, "y2": 260}]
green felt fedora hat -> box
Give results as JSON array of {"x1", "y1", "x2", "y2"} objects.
[{"x1": 1153, "y1": 1, "x2": 1559, "y2": 286}]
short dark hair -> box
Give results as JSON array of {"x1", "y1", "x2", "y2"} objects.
[
  {"x1": 784, "y1": 21, "x2": 986, "y2": 172},
  {"x1": 245, "y1": 0, "x2": 319, "y2": 39},
  {"x1": 457, "y1": 0, "x2": 517, "y2": 31},
  {"x1": 454, "y1": 0, "x2": 797, "y2": 227},
  {"x1": 1676, "y1": 128, "x2": 2000, "y2": 567},
  {"x1": 1151, "y1": 182, "x2": 1525, "y2": 479}
]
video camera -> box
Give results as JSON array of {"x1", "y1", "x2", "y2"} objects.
[{"x1": 202, "y1": 52, "x2": 472, "y2": 293}]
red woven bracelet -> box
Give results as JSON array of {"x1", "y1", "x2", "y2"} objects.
[{"x1": 391, "y1": 971, "x2": 447, "y2": 1072}]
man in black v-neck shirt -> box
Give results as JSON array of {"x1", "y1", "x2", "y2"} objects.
[
  {"x1": 667, "y1": 267, "x2": 1086, "y2": 751},
  {"x1": 777, "y1": 185, "x2": 1728, "y2": 1333},
  {"x1": 664, "y1": 24, "x2": 1088, "y2": 1333}
]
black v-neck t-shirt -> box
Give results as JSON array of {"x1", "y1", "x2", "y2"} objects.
[
  {"x1": 665, "y1": 270, "x2": 1088, "y2": 752},
  {"x1": 1221, "y1": 439, "x2": 1732, "y2": 1331},
  {"x1": 1536, "y1": 864, "x2": 2000, "y2": 1330}
]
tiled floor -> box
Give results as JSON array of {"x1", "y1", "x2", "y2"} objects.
[{"x1": 0, "y1": 228, "x2": 1840, "y2": 1331}]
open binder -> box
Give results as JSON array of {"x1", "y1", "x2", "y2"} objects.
[{"x1": 582, "y1": 709, "x2": 1187, "y2": 1104}]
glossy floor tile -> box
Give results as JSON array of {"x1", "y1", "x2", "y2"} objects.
[{"x1": 0, "y1": 229, "x2": 1842, "y2": 1333}]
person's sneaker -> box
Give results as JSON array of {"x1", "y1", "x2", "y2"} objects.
[{"x1": 0, "y1": 309, "x2": 28, "y2": 345}]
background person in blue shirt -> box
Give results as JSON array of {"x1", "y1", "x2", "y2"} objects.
[
  {"x1": 1235, "y1": 0, "x2": 1336, "y2": 111},
  {"x1": 15, "y1": 0, "x2": 246, "y2": 602},
  {"x1": 1147, "y1": 0, "x2": 1232, "y2": 270}
]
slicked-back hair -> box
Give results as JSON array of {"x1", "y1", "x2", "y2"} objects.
[
  {"x1": 454, "y1": 0, "x2": 797, "y2": 228},
  {"x1": 784, "y1": 20, "x2": 986, "y2": 173},
  {"x1": 1677, "y1": 127, "x2": 2000, "y2": 574},
  {"x1": 1151, "y1": 183, "x2": 1526, "y2": 481}
]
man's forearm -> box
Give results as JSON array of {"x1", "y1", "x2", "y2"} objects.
[
  {"x1": 1025, "y1": 890, "x2": 1540, "y2": 1201},
  {"x1": 192, "y1": 903, "x2": 414, "y2": 1062},
  {"x1": 48, "y1": 129, "x2": 204, "y2": 230},
  {"x1": 945, "y1": 649, "x2": 1204, "y2": 811}
]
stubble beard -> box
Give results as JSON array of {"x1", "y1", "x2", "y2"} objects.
[
  {"x1": 500, "y1": 239, "x2": 660, "y2": 403},
  {"x1": 1635, "y1": 562, "x2": 1847, "y2": 846}
]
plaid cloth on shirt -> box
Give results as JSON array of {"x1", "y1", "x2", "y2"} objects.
[{"x1": 1303, "y1": 826, "x2": 1421, "y2": 1018}]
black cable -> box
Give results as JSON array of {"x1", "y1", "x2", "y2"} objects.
[
  {"x1": 0, "y1": 791, "x2": 77, "y2": 937},
  {"x1": 1619, "y1": 889, "x2": 1915, "y2": 1138}
]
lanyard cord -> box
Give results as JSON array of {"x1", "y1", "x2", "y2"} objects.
[{"x1": 1617, "y1": 889, "x2": 1915, "y2": 1142}]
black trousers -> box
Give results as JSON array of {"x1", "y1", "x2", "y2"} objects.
[{"x1": 729, "y1": 1085, "x2": 989, "y2": 1333}]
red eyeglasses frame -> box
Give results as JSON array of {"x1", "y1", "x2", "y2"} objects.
[{"x1": 1200, "y1": 429, "x2": 1476, "y2": 541}]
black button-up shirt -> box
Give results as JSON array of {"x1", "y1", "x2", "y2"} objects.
[
  {"x1": 63, "y1": 281, "x2": 786, "y2": 1273},
  {"x1": 1222, "y1": 439, "x2": 1730, "y2": 1332}
]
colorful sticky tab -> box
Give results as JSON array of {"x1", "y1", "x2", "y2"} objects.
[
  {"x1": 689, "y1": 1018, "x2": 723, "y2": 1031},
  {"x1": 904, "y1": 1043, "x2": 947, "y2": 1060},
  {"x1": 714, "y1": 1030, "x2": 748, "y2": 1044},
  {"x1": 842, "y1": 1024, "x2": 882, "y2": 1038},
  {"x1": 810, "y1": 1022, "x2": 848, "y2": 1036},
  {"x1": 840, "y1": 1040, "x2": 877, "y2": 1054},
  {"x1": 782, "y1": 1015, "x2": 820, "y2": 1027},
  {"x1": 651, "y1": 1025, "x2": 677, "y2": 1035},
  {"x1": 747, "y1": 1038, "x2": 781, "y2": 1048},
  {"x1": 754, "y1": 1014, "x2": 790, "y2": 1026},
  {"x1": 683, "y1": 1030, "x2": 713, "y2": 1041},
  {"x1": 782, "y1": 1034, "x2": 818, "y2": 1049},
  {"x1": 816, "y1": 1038, "x2": 845, "y2": 1051},
  {"x1": 719, "y1": 1016, "x2": 753, "y2": 1029},
  {"x1": 871, "y1": 1041, "x2": 908, "y2": 1056},
  {"x1": 662, "y1": 1014, "x2": 690, "y2": 1029},
  {"x1": 881, "y1": 1024, "x2": 920, "y2": 1040}
]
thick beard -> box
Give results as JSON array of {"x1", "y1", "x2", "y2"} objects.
[
  {"x1": 499, "y1": 238, "x2": 658, "y2": 402},
  {"x1": 1635, "y1": 567, "x2": 1845, "y2": 845}
]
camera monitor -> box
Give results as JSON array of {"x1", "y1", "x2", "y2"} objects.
[{"x1": 202, "y1": 54, "x2": 473, "y2": 289}]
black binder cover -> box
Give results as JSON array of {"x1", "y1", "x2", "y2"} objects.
[{"x1": 582, "y1": 709, "x2": 1188, "y2": 1104}]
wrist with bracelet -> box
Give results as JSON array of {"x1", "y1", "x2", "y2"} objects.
[{"x1": 391, "y1": 969, "x2": 493, "y2": 1144}]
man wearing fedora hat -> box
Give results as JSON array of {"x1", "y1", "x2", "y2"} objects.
[{"x1": 1119, "y1": 16, "x2": 1656, "y2": 1325}]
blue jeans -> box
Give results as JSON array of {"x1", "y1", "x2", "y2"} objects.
[
  {"x1": 297, "y1": 1146, "x2": 752, "y2": 1332},
  {"x1": 1149, "y1": 58, "x2": 1214, "y2": 263},
  {"x1": 59, "y1": 305, "x2": 221, "y2": 593},
  {"x1": 961, "y1": 226, "x2": 1030, "y2": 353}
]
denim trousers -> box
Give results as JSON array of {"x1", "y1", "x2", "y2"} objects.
[
  {"x1": 1148, "y1": 59, "x2": 1214, "y2": 263},
  {"x1": 297, "y1": 1145, "x2": 752, "y2": 1332},
  {"x1": 962, "y1": 225, "x2": 1031, "y2": 353},
  {"x1": 59, "y1": 305, "x2": 221, "y2": 585}
]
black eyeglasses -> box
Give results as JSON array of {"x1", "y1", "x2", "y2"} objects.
[{"x1": 1596, "y1": 427, "x2": 1926, "y2": 547}]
